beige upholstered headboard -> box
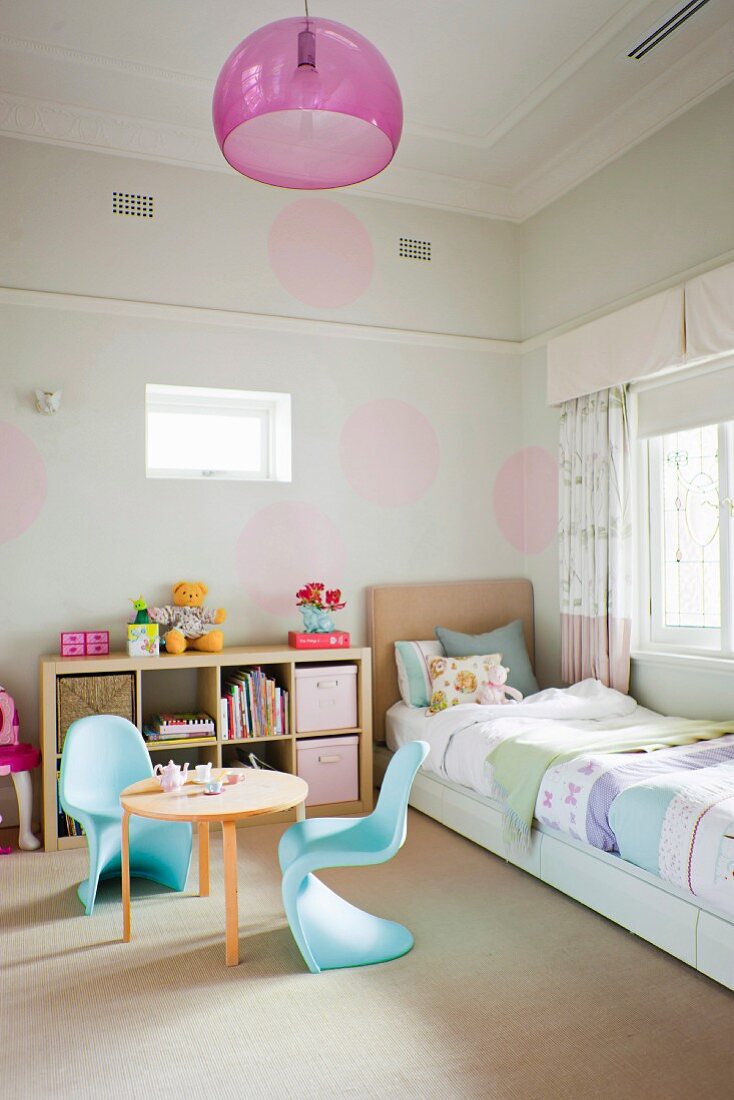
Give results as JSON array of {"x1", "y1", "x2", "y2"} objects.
[{"x1": 367, "y1": 579, "x2": 534, "y2": 742}]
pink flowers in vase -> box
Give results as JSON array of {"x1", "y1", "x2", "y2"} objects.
[{"x1": 296, "y1": 583, "x2": 346, "y2": 633}]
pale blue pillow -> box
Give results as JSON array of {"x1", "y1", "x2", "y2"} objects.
[
  {"x1": 434, "y1": 620, "x2": 539, "y2": 698},
  {"x1": 395, "y1": 640, "x2": 444, "y2": 707}
]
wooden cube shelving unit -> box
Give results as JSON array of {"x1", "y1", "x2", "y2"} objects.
[{"x1": 40, "y1": 645, "x2": 372, "y2": 852}]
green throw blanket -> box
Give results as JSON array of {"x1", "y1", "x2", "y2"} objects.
[{"x1": 487, "y1": 717, "x2": 734, "y2": 848}]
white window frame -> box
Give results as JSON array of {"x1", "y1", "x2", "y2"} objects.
[
  {"x1": 636, "y1": 420, "x2": 734, "y2": 658},
  {"x1": 145, "y1": 383, "x2": 292, "y2": 482}
]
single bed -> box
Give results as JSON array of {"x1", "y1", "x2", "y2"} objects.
[{"x1": 368, "y1": 579, "x2": 734, "y2": 992}]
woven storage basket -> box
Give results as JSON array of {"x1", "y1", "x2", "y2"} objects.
[{"x1": 56, "y1": 673, "x2": 137, "y2": 752}]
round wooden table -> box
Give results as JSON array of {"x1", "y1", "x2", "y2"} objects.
[{"x1": 120, "y1": 769, "x2": 308, "y2": 966}]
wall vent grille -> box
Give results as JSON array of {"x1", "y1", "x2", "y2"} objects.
[
  {"x1": 112, "y1": 192, "x2": 154, "y2": 218},
  {"x1": 399, "y1": 237, "x2": 431, "y2": 262},
  {"x1": 627, "y1": 0, "x2": 712, "y2": 60}
]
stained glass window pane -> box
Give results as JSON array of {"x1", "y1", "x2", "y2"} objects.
[{"x1": 661, "y1": 424, "x2": 720, "y2": 629}]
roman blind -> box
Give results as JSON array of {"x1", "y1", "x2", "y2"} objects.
[
  {"x1": 547, "y1": 287, "x2": 684, "y2": 406},
  {"x1": 635, "y1": 359, "x2": 734, "y2": 438},
  {"x1": 685, "y1": 260, "x2": 734, "y2": 361}
]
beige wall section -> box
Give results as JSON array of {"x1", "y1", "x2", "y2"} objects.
[
  {"x1": 0, "y1": 138, "x2": 521, "y2": 342},
  {"x1": 520, "y1": 80, "x2": 734, "y2": 341}
]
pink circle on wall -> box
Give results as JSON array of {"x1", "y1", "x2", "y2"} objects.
[
  {"x1": 268, "y1": 198, "x2": 374, "y2": 308},
  {"x1": 339, "y1": 399, "x2": 440, "y2": 507},
  {"x1": 0, "y1": 422, "x2": 47, "y2": 544},
  {"x1": 493, "y1": 446, "x2": 558, "y2": 555},
  {"x1": 236, "y1": 502, "x2": 347, "y2": 616}
]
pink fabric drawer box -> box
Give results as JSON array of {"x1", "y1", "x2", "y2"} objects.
[
  {"x1": 297, "y1": 735, "x2": 358, "y2": 806},
  {"x1": 294, "y1": 664, "x2": 357, "y2": 733},
  {"x1": 61, "y1": 642, "x2": 85, "y2": 657},
  {"x1": 86, "y1": 631, "x2": 109, "y2": 646},
  {"x1": 85, "y1": 642, "x2": 109, "y2": 655}
]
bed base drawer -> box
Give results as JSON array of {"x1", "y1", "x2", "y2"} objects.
[{"x1": 540, "y1": 835, "x2": 698, "y2": 965}]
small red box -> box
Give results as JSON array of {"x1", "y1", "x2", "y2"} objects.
[{"x1": 288, "y1": 631, "x2": 351, "y2": 650}]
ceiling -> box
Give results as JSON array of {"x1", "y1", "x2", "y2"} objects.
[{"x1": 1, "y1": 0, "x2": 733, "y2": 220}]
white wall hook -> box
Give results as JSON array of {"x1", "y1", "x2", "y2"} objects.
[{"x1": 35, "y1": 389, "x2": 62, "y2": 415}]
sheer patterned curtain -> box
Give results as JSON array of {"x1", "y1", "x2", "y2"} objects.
[{"x1": 558, "y1": 386, "x2": 632, "y2": 693}]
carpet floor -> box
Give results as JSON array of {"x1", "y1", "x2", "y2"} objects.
[{"x1": 2, "y1": 809, "x2": 734, "y2": 1100}]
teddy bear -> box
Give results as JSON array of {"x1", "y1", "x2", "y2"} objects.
[
  {"x1": 148, "y1": 582, "x2": 226, "y2": 655},
  {"x1": 476, "y1": 663, "x2": 523, "y2": 706}
]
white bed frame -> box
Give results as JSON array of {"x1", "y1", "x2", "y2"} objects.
[{"x1": 368, "y1": 580, "x2": 734, "y2": 993}]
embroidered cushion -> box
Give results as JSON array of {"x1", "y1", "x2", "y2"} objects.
[{"x1": 427, "y1": 654, "x2": 503, "y2": 714}]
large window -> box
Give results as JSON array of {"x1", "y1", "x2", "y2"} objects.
[
  {"x1": 644, "y1": 421, "x2": 734, "y2": 653},
  {"x1": 146, "y1": 384, "x2": 291, "y2": 482}
]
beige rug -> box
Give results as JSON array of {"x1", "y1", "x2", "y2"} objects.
[{"x1": 2, "y1": 810, "x2": 733, "y2": 1100}]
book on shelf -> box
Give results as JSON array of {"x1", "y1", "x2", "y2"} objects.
[
  {"x1": 56, "y1": 770, "x2": 85, "y2": 838},
  {"x1": 221, "y1": 667, "x2": 288, "y2": 740},
  {"x1": 144, "y1": 712, "x2": 216, "y2": 741}
]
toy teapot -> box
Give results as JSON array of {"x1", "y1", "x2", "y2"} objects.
[{"x1": 154, "y1": 760, "x2": 188, "y2": 792}]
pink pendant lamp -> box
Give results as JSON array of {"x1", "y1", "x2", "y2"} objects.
[{"x1": 212, "y1": 8, "x2": 403, "y2": 189}]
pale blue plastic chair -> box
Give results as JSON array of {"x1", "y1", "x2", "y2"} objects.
[
  {"x1": 279, "y1": 740, "x2": 429, "y2": 973},
  {"x1": 59, "y1": 715, "x2": 192, "y2": 915}
]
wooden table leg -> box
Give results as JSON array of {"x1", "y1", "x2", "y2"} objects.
[
  {"x1": 222, "y1": 820, "x2": 239, "y2": 967},
  {"x1": 296, "y1": 799, "x2": 306, "y2": 822},
  {"x1": 198, "y1": 821, "x2": 210, "y2": 897},
  {"x1": 121, "y1": 809, "x2": 131, "y2": 943}
]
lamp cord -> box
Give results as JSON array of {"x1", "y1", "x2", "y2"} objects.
[{"x1": 304, "y1": 0, "x2": 309, "y2": 16}]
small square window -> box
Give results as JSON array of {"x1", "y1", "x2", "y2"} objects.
[{"x1": 145, "y1": 384, "x2": 291, "y2": 482}]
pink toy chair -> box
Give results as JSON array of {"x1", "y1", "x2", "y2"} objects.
[{"x1": 0, "y1": 687, "x2": 41, "y2": 850}]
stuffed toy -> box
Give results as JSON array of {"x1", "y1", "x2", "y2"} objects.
[
  {"x1": 149, "y1": 582, "x2": 226, "y2": 655},
  {"x1": 476, "y1": 664, "x2": 523, "y2": 706}
]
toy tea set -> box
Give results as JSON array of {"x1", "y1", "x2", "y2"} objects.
[{"x1": 153, "y1": 760, "x2": 244, "y2": 796}]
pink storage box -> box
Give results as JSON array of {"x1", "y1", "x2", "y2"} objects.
[
  {"x1": 60, "y1": 630, "x2": 110, "y2": 657},
  {"x1": 297, "y1": 735, "x2": 358, "y2": 806},
  {"x1": 294, "y1": 664, "x2": 357, "y2": 734}
]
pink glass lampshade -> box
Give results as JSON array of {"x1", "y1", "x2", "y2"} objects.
[{"x1": 212, "y1": 17, "x2": 403, "y2": 189}]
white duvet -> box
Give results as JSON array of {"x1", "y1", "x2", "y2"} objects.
[{"x1": 387, "y1": 679, "x2": 660, "y2": 800}]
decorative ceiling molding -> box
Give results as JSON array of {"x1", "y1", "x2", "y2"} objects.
[
  {"x1": 1, "y1": 15, "x2": 732, "y2": 223},
  {"x1": 0, "y1": 32, "x2": 211, "y2": 88},
  {"x1": 407, "y1": 0, "x2": 654, "y2": 148},
  {"x1": 0, "y1": 90, "x2": 519, "y2": 220},
  {"x1": 513, "y1": 17, "x2": 734, "y2": 220}
]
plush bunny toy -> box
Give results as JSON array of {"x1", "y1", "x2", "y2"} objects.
[{"x1": 476, "y1": 664, "x2": 523, "y2": 706}]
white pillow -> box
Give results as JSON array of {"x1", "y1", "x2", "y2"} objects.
[{"x1": 395, "y1": 640, "x2": 444, "y2": 708}]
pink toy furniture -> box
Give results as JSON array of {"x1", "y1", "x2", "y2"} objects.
[
  {"x1": 60, "y1": 631, "x2": 110, "y2": 657},
  {"x1": 0, "y1": 686, "x2": 41, "y2": 850}
]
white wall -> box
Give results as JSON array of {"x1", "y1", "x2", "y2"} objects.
[
  {"x1": 519, "y1": 80, "x2": 734, "y2": 713},
  {"x1": 0, "y1": 138, "x2": 526, "y2": 825},
  {"x1": 520, "y1": 81, "x2": 734, "y2": 340},
  {"x1": 0, "y1": 138, "x2": 520, "y2": 341},
  {"x1": 520, "y1": 346, "x2": 560, "y2": 688}
]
